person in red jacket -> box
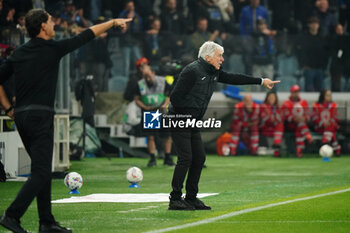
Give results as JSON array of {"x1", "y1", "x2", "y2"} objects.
[
  {"x1": 282, "y1": 85, "x2": 313, "y2": 157},
  {"x1": 259, "y1": 91, "x2": 284, "y2": 157},
  {"x1": 312, "y1": 89, "x2": 341, "y2": 155},
  {"x1": 230, "y1": 94, "x2": 260, "y2": 155}
]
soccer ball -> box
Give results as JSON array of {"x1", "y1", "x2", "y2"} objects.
[
  {"x1": 126, "y1": 167, "x2": 143, "y2": 183},
  {"x1": 64, "y1": 172, "x2": 83, "y2": 191},
  {"x1": 319, "y1": 144, "x2": 333, "y2": 158}
]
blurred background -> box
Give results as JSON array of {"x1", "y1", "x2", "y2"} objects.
[{"x1": 0, "y1": 0, "x2": 350, "y2": 167}]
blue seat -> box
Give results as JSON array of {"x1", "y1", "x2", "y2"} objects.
[{"x1": 222, "y1": 86, "x2": 262, "y2": 104}]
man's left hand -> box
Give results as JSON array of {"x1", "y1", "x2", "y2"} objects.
[{"x1": 263, "y1": 78, "x2": 280, "y2": 89}]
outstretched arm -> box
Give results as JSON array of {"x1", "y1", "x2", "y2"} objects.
[
  {"x1": 57, "y1": 18, "x2": 133, "y2": 57},
  {"x1": 90, "y1": 18, "x2": 132, "y2": 37},
  {"x1": 218, "y1": 70, "x2": 280, "y2": 90}
]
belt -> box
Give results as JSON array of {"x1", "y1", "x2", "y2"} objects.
[{"x1": 15, "y1": 104, "x2": 55, "y2": 114}]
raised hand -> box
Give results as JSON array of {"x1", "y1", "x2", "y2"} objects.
[
  {"x1": 263, "y1": 79, "x2": 280, "y2": 89},
  {"x1": 114, "y1": 18, "x2": 133, "y2": 30}
]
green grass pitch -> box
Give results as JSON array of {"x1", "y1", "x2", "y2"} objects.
[{"x1": 1, "y1": 155, "x2": 350, "y2": 233}]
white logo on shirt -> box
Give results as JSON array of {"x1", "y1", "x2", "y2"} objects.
[{"x1": 202, "y1": 77, "x2": 206, "y2": 80}]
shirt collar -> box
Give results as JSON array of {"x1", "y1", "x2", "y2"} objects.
[{"x1": 198, "y1": 57, "x2": 217, "y2": 74}]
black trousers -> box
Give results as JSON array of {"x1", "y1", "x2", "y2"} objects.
[
  {"x1": 6, "y1": 110, "x2": 55, "y2": 225},
  {"x1": 170, "y1": 129, "x2": 206, "y2": 200}
]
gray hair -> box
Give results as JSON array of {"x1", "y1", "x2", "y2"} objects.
[{"x1": 198, "y1": 41, "x2": 224, "y2": 59}]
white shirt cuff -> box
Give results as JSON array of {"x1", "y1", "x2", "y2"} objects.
[{"x1": 261, "y1": 78, "x2": 264, "y2": 86}]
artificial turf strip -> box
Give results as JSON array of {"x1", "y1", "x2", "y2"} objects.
[{"x1": 0, "y1": 155, "x2": 349, "y2": 233}]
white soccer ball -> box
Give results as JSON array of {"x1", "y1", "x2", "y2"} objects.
[
  {"x1": 319, "y1": 144, "x2": 333, "y2": 158},
  {"x1": 64, "y1": 172, "x2": 83, "y2": 191},
  {"x1": 126, "y1": 167, "x2": 143, "y2": 183}
]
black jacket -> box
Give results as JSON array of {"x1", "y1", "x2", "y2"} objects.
[
  {"x1": 170, "y1": 57, "x2": 262, "y2": 119},
  {"x1": 0, "y1": 29, "x2": 95, "y2": 108}
]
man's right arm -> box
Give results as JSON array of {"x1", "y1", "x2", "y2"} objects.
[{"x1": 57, "y1": 18, "x2": 132, "y2": 57}]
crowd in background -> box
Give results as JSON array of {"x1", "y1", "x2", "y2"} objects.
[{"x1": 0, "y1": 0, "x2": 350, "y2": 93}]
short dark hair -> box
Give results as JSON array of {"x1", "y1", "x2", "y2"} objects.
[
  {"x1": 307, "y1": 16, "x2": 319, "y2": 24},
  {"x1": 25, "y1": 9, "x2": 49, "y2": 38}
]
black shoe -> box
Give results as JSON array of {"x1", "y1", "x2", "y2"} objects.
[
  {"x1": 185, "y1": 198, "x2": 211, "y2": 210},
  {"x1": 39, "y1": 222, "x2": 72, "y2": 233},
  {"x1": 147, "y1": 159, "x2": 156, "y2": 167},
  {"x1": 168, "y1": 198, "x2": 195, "y2": 210},
  {"x1": 164, "y1": 157, "x2": 175, "y2": 166},
  {"x1": 0, "y1": 212, "x2": 30, "y2": 233}
]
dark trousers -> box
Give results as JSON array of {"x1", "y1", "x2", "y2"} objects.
[
  {"x1": 6, "y1": 110, "x2": 55, "y2": 225},
  {"x1": 170, "y1": 129, "x2": 206, "y2": 200}
]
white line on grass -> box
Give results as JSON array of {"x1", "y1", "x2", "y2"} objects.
[
  {"x1": 118, "y1": 205, "x2": 165, "y2": 213},
  {"x1": 144, "y1": 188, "x2": 350, "y2": 233},
  {"x1": 215, "y1": 220, "x2": 350, "y2": 223}
]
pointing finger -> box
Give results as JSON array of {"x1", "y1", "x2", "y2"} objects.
[{"x1": 123, "y1": 18, "x2": 133, "y2": 23}]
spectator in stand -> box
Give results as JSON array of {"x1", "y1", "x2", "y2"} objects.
[
  {"x1": 330, "y1": 24, "x2": 350, "y2": 92},
  {"x1": 118, "y1": 0, "x2": 143, "y2": 79},
  {"x1": 134, "y1": 0, "x2": 154, "y2": 30},
  {"x1": 232, "y1": 0, "x2": 249, "y2": 23},
  {"x1": 160, "y1": 0, "x2": 186, "y2": 34},
  {"x1": 144, "y1": 17, "x2": 168, "y2": 69},
  {"x1": 79, "y1": 17, "x2": 112, "y2": 92},
  {"x1": 251, "y1": 18, "x2": 276, "y2": 91},
  {"x1": 339, "y1": 0, "x2": 350, "y2": 33},
  {"x1": 230, "y1": 94, "x2": 260, "y2": 156},
  {"x1": 32, "y1": 0, "x2": 45, "y2": 9},
  {"x1": 16, "y1": 12, "x2": 26, "y2": 35},
  {"x1": 295, "y1": 16, "x2": 329, "y2": 92},
  {"x1": 60, "y1": 0, "x2": 89, "y2": 28},
  {"x1": 259, "y1": 91, "x2": 284, "y2": 157},
  {"x1": 0, "y1": 6, "x2": 15, "y2": 28},
  {"x1": 198, "y1": 0, "x2": 225, "y2": 33},
  {"x1": 215, "y1": 0, "x2": 235, "y2": 32},
  {"x1": 190, "y1": 17, "x2": 219, "y2": 56},
  {"x1": 268, "y1": 0, "x2": 300, "y2": 33},
  {"x1": 294, "y1": 0, "x2": 316, "y2": 30},
  {"x1": 134, "y1": 65, "x2": 175, "y2": 167},
  {"x1": 154, "y1": 0, "x2": 190, "y2": 19},
  {"x1": 312, "y1": 0, "x2": 337, "y2": 37},
  {"x1": 282, "y1": 85, "x2": 313, "y2": 158},
  {"x1": 239, "y1": 0, "x2": 268, "y2": 37},
  {"x1": 312, "y1": 89, "x2": 341, "y2": 156},
  {"x1": 160, "y1": 0, "x2": 189, "y2": 60}
]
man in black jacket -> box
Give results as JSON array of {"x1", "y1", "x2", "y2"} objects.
[
  {"x1": 168, "y1": 41, "x2": 279, "y2": 210},
  {"x1": 0, "y1": 9, "x2": 131, "y2": 233}
]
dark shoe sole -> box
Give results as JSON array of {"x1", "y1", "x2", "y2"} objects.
[
  {"x1": 0, "y1": 221, "x2": 29, "y2": 233},
  {"x1": 168, "y1": 207, "x2": 195, "y2": 210},
  {"x1": 194, "y1": 207, "x2": 211, "y2": 210}
]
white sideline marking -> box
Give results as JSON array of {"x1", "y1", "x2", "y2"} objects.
[
  {"x1": 144, "y1": 188, "x2": 350, "y2": 233},
  {"x1": 118, "y1": 205, "x2": 163, "y2": 213},
  {"x1": 216, "y1": 220, "x2": 350, "y2": 223}
]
